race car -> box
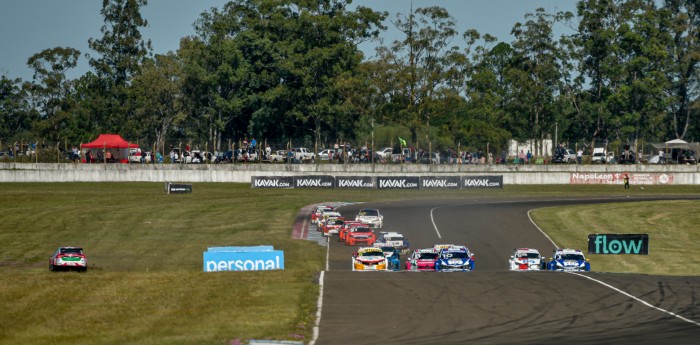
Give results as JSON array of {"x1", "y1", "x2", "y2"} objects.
[
  {"x1": 318, "y1": 210, "x2": 342, "y2": 227},
  {"x1": 321, "y1": 217, "x2": 345, "y2": 236},
  {"x1": 378, "y1": 232, "x2": 410, "y2": 253},
  {"x1": 405, "y1": 248, "x2": 439, "y2": 271},
  {"x1": 338, "y1": 221, "x2": 365, "y2": 242},
  {"x1": 373, "y1": 242, "x2": 401, "y2": 270},
  {"x1": 355, "y1": 208, "x2": 383, "y2": 228},
  {"x1": 345, "y1": 226, "x2": 376, "y2": 246},
  {"x1": 352, "y1": 247, "x2": 388, "y2": 271},
  {"x1": 546, "y1": 248, "x2": 590, "y2": 271},
  {"x1": 508, "y1": 248, "x2": 545, "y2": 271},
  {"x1": 311, "y1": 205, "x2": 334, "y2": 225},
  {"x1": 49, "y1": 246, "x2": 87, "y2": 272},
  {"x1": 435, "y1": 245, "x2": 474, "y2": 271}
]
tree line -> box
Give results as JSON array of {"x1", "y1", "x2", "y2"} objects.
[{"x1": 1, "y1": 0, "x2": 699, "y2": 156}]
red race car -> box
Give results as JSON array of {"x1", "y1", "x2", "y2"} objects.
[
  {"x1": 338, "y1": 221, "x2": 365, "y2": 242},
  {"x1": 322, "y1": 217, "x2": 345, "y2": 237},
  {"x1": 345, "y1": 226, "x2": 376, "y2": 246}
]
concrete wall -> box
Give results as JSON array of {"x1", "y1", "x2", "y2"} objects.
[{"x1": 1, "y1": 162, "x2": 698, "y2": 184}]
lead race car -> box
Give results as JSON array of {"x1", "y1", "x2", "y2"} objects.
[
  {"x1": 508, "y1": 248, "x2": 545, "y2": 271},
  {"x1": 435, "y1": 245, "x2": 475, "y2": 271},
  {"x1": 352, "y1": 247, "x2": 388, "y2": 271},
  {"x1": 405, "y1": 248, "x2": 439, "y2": 271},
  {"x1": 546, "y1": 248, "x2": 591, "y2": 271}
]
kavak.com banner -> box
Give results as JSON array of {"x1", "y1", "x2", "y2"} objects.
[
  {"x1": 588, "y1": 234, "x2": 649, "y2": 255},
  {"x1": 294, "y1": 175, "x2": 335, "y2": 188},
  {"x1": 251, "y1": 176, "x2": 294, "y2": 188},
  {"x1": 335, "y1": 176, "x2": 375, "y2": 188},
  {"x1": 461, "y1": 175, "x2": 504, "y2": 188},
  {"x1": 377, "y1": 176, "x2": 420, "y2": 189},
  {"x1": 420, "y1": 176, "x2": 460, "y2": 189}
]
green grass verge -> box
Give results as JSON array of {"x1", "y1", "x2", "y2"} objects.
[
  {"x1": 530, "y1": 200, "x2": 700, "y2": 276},
  {"x1": 0, "y1": 183, "x2": 699, "y2": 344}
]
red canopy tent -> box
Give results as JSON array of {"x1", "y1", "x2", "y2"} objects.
[{"x1": 82, "y1": 134, "x2": 138, "y2": 163}]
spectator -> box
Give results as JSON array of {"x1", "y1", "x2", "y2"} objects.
[
  {"x1": 106, "y1": 150, "x2": 112, "y2": 162},
  {"x1": 526, "y1": 150, "x2": 532, "y2": 164},
  {"x1": 251, "y1": 137, "x2": 257, "y2": 150},
  {"x1": 85, "y1": 150, "x2": 92, "y2": 163},
  {"x1": 577, "y1": 148, "x2": 583, "y2": 164},
  {"x1": 518, "y1": 150, "x2": 525, "y2": 165},
  {"x1": 624, "y1": 174, "x2": 630, "y2": 189},
  {"x1": 265, "y1": 144, "x2": 271, "y2": 160}
]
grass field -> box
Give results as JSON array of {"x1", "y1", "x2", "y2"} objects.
[
  {"x1": 1, "y1": 183, "x2": 699, "y2": 344},
  {"x1": 530, "y1": 200, "x2": 700, "y2": 276}
]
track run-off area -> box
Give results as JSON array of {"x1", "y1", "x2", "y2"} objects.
[{"x1": 306, "y1": 196, "x2": 700, "y2": 345}]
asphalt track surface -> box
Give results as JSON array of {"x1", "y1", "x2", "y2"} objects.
[{"x1": 312, "y1": 196, "x2": 700, "y2": 345}]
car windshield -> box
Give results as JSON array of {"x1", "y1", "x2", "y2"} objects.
[
  {"x1": 380, "y1": 247, "x2": 395, "y2": 253},
  {"x1": 331, "y1": 219, "x2": 344, "y2": 225},
  {"x1": 360, "y1": 251, "x2": 382, "y2": 257},
  {"x1": 60, "y1": 248, "x2": 83, "y2": 254},
  {"x1": 560, "y1": 254, "x2": 585, "y2": 261},
  {"x1": 359, "y1": 209, "x2": 378, "y2": 217},
  {"x1": 384, "y1": 236, "x2": 402, "y2": 241},
  {"x1": 518, "y1": 252, "x2": 540, "y2": 259},
  {"x1": 442, "y1": 251, "x2": 468, "y2": 259},
  {"x1": 354, "y1": 227, "x2": 371, "y2": 233},
  {"x1": 419, "y1": 252, "x2": 439, "y2": 260}
]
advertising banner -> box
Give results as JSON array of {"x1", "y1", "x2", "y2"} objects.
[
  {"x1": 570, "y1": 173, "x2": 674, "y2": 185},
  {"x1": 203, "y1": 246, "x2": 285, "y2": 272},
  {"x1": 420, "y1": 176, "x2": 461, "y2": 189},
  {"x1": 377, "y1": 176, "x2": 420, "y2": 189},
  {"x1": 166, "y1": 182, "x2": 192, "y2": 194},
  {"x1": 335, "y1": 176, "x2": 376, "y2": 188},
  {"x1": 251, "y1": 176, "x2": 294, "y2": 188},
  {"x1": 461, "y1": 175, "x2": 504, "y2": 188},
  {"x1": 294, "y1": 175, "x2": 335, "y2": 188},
  {"x1": 587, "y1": 234, "x2": 649, "y2": 255}
]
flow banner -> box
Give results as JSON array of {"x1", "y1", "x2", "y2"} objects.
[
  {"x1": 420, "y1": 176, "x2": 460, "y2": 189},
  {"x1": 588, "y1": 234, "x2": 649, "y2": 255},
  {"x1": 335, "y1": 176, "x2": 376, "y2": 188},
  {"x1": 251, "y1": 176, "x2": 293, "y2": 188},
  {"x1": 166, "y1": 182, "x2": 192, "y2": 194},
  {"x1": 461, "y1": 175, "x2": 503, "y2": 188},
  {"x1": 294, "y1": 175, "x2": 335, "y2": 188},
  {"x1": 377, "y1": 176, "x2": 420, "y2": 189}
]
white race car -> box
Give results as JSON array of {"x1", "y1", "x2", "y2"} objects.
[
  {"x1": 355, "y1": 208, "x2": 383, "y2": 228},
  {"x1": 508, "y1": 248, "x2": 544, "y2": 271}
]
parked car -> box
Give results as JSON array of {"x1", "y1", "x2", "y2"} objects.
[
  {"x1": 419, "y1": 152, "x2": 441, "y2": 164},
  {"x1": 618, "y1": 144, "x2": 636, "y2": 164},
  {"x1": 375, "y1": 147, "x2": 393, "y2": 161},
  {"x1": 49, "y1": 246, "x2": 87, "y2": 272},
  {"x1": 552, "y1": 147, "x2": 576, "y2": 163},
  {"x1": 318, "y1": 149, "x2": 335, "y2": 161},
  {"x1": 293, "y1": 147, "x2": 314, "y2": 162}
]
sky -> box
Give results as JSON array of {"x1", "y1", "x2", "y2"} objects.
[{"x1": 0, "y1": 0, "x2": 578, "y2": 81}]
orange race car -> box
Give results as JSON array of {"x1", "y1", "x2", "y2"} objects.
[
  {"x1": 345, "y1": 225, "x2": 376, "y2": 246},
  {"x1": 338, "y1": 221, "x2": 365, "y2": 242}
]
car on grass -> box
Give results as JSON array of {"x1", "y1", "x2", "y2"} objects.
[
  {"x1": 378, "y1": 231, "x2": 410, "y2": 253},
  {"x1": 49, "y1": 246, "x2": 87, "y2": 272},
  {"x1": 508, "y1": 248, "x2": 545, "y2": 271},
  {"x1": 552, "y1": 147, "x2": 577, "y2": 163},
  {"x1": 345, "y1": 226, "x2": 376, "y2": 246},
  {"x1": 546, "y1": 248, "x2": 590, "y2": 271},
  {"x1": 373, "y1": 242, "x2": 401, "y2": 271},
  {"x1": 435, "y1": 245, "x2": 474, "y2": 271},
  {"x1": 355, "y1": 208, "x2": 383, "y2": 228},
  {"x1": 405, "y1": 248, "x2": 440, "y2": 271},
  {"x1": 352, "y1": 247, "x2": 388, "y2": 271}
]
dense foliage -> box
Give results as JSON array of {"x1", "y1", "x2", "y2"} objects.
[{"x1": 1, "y1": 0, "x2": 699, "y2": 154}]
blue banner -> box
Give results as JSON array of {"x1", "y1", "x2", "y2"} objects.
[{"x1": 203, "y1": 249, "x2": 284, "y2": 272}]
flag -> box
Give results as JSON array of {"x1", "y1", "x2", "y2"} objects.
[{"x1": 399, "y1": 137, "x2": 407, "y2": 147}]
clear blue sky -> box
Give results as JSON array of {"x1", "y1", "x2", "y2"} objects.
[{"x1": 0, "y1": 0, "x2": 577, "y2": 81}]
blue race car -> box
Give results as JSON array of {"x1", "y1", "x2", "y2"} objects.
[
  {"x1": 373, "y1": 242, "x2": 401, "y2": 271},
  {"x1": 546, "y1": 248, "x2": 590, "y2": 271},
  {"x1": 435, "y1": 245, "x2": 474, "y2": 271}
]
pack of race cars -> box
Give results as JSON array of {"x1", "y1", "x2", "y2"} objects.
[{"x1": 312, "y1": 204, "x2": 591, "y2": 273}]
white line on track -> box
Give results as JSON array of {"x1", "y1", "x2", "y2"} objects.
[
  {"x1": 569, "y1": 272, "x2": 700, "y2": 327},
  {"x1": 525, "y1": 203, "x2": 699, "y2": 328},
  {"x1": 309, "y1": 270, "x2": 325, "y2": 345},
  {"x1": 429, "y1": 207, "x2": 442, "y2": 239}
]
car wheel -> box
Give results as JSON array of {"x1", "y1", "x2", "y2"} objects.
[{"x1": 49, "y1": 263, "x2": 54, "y2": 272}]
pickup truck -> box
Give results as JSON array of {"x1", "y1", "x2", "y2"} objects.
[{"x1": 293, "y1": 147, "x2": 315, "y2": 162}]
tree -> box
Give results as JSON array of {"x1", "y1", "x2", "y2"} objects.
[
  {"x1": 0, "y1": 76, "x2": 36, "y2": 143},
  {"x1": 87, "y1": 0, "x2": 152, "y2": 134},
  {"x1": 26, "y1": 47, "x2": 80, "y2": 141}
]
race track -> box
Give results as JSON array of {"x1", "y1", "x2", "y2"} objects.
[{"x1": 312, "y1": 197, "x2": 700, "y2": 345}]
